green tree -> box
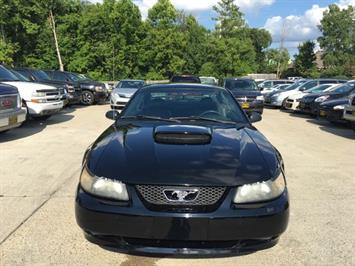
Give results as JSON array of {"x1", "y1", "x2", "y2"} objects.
[
  {"x1": 0, "y1": 39, "x2": 16, "y2": 64},
  {"x1": 142, "y1": 0, "x2": 186, "y2": 79},
  {"x1": 177, "y1": 12, "x2": 208, "y2": 75},
  {"x1": 264, "y1": 48, "x2": 290, "y2": 75},
  {"x1": 213, "y1": 0, "x2": 246, "y2": 38},
  {"x1": 294, "y1": 41, "x2": 317, "y2": 77},
  {"x1": 318, "y1": 4, "x2": 355, "y2": 77},
  {"x1": 248, "y1": 28, "x2": 272, "y2": 72}
]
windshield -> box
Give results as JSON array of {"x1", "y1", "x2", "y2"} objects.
[
  {"x1": 329, "y1": 83, "x2": 355, "y2": 93},
  {"x1": 283, "y1": 81, "x2": 306, "y2": 91},
  {"x1": 122, "y1": 87, "x2": 247, "y2": 123},
  {"x1": 225, "y1": 79, "x2": 258, "y2": 92},
  {"x1": 305, "y1": 84, "x2": 332, "y2": 93},
  {"x1": 0, "y1": 66, "x2": 20, "y2": 81},
  {"x1": 276, "y1": 84, "x2": 290, "y2": 90},
  {"x1": 32, "y1": 70, "x2": 51, "y2": 81},
  {"x1": 71, "y1": 73, "x2": 92, "y2": 81},
  {"x1": 171, "y1": 76, "x2": 201, "y2": 83},
  {"x1": 200, "y1": 77, "x2": 217, "y2": 85},
  {"x1": 10, "y1": 70, "x2": 30, "y2": 81},
  {"x1": 118, "y1": 80, "x2": 145, "y2": 89}
]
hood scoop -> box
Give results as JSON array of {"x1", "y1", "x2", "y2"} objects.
[{"x1": 154, "y1": 125, "x2": 212, "y2": 145}]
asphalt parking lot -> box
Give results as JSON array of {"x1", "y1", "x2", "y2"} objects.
[{"x1": 1, "y1": 105, "x2": 355, "y2": 266}]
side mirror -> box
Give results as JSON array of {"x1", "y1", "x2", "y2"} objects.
[
  {"x1": 106, "y1": 110, "x2": 120, "y2": 120},
  {"x1": 249, "y1": 112, "x2": 262, "y2": 123}
]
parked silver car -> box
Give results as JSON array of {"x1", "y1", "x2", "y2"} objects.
[{"x1": 110, "y1": 80, "x2": 145, "y2": 110}]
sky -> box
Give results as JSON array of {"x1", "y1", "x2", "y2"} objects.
[{"x1": 89, "y1": 0, "x2": 355, "y2": 56}]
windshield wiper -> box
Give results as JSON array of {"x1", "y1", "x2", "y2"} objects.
[
  {"x1": 120, "y1": 115, "x2": 181, "y2": 123},
  {"x1": 174, "y1": 116, "x2": 237, "y2": 125}
]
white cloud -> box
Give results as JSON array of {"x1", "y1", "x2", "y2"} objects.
[
  {"x1": 132, "y1": 0, "x2": 275, "y2": 18},
  {"x1": 264, "y1": 0, "x2": 354, "y2": 52}
]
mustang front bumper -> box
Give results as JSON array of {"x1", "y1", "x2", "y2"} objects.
[{"x1": 76, "y1": 186, "x2": 289, "y2": 255}]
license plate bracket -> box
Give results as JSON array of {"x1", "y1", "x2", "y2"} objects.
[
  {"x1": 9, "y1": 115, "x2": 18, "y2": 125},
  {"x1": 241, "y1": 102, "x2": 250, "y2": 109}
]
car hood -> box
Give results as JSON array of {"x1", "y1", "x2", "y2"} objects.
[
  {"x1": 320, "y1": 98, "x2": 349, "y2": 108},
  {"x1": 231, "y1": 90, "x2": 261, "y2": 97},
  {"x1": 267, "y1": 90, "x2": 285, "y2": 97},
  {"x1": 0, "y1": 84, "x2": 18, "y2": 95},
  {"x1": 86, "y1": 123, "x2": 280, "y2": 186},
  {"x1": 79, "y1": 81, "x2": 105, "y2": 87},
  {"x1": 115, "y1": 88, "x2": 138, "y2": 97},
  {"x1": 2, "y1": 81, "x2": 57, "y2": 91},
  {"x1": 277, "y1": 89, "x2": 300, "y2": 98},
  {"x1": 288, "y1": 92, "x2": 306, "y2": 100},
  {"x1": 38, "y1": 79, "x2": 74, "y2": 88},
  {"x1": 307, "y1": 91, "x2": 347, "y2": 100}
]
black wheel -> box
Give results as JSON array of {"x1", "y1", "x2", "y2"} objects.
[
  {"x1": 32, "y1": 115, "x2": 51, "y2": 121},
  {"x1": 81, "y1": 90, "x2": 95, "y2": 105}
]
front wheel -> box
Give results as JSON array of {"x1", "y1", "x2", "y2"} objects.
[
  {"x1": 32, "y1": 115, "x2": 51, "y2": 121},
  {"x1": 81, "y1": 90, "x2": 95, "y2": 105}
]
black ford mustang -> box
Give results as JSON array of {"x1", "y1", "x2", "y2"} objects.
[{"x1": 75, "y1": 84, "x2": 289, "y2": 256}]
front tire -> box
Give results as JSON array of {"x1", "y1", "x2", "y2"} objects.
[
  {"x1": 32, "y1": 115, "x2": 51, "y2": 121},
  {"x1": 81, "y1": 90, "x2": 95, "y2": 105}
]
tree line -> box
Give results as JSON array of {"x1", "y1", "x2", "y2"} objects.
[{"x1": 0, "y1": 0, "x2": 353, "y2": 80}]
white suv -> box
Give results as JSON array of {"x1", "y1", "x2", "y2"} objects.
[{"x1": 1, "y1": 66, "x2": 63, "y2": 119}]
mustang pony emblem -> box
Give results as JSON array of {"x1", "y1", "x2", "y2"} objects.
[{"x1": 163, "y1": 189, "x2": 199, "y2": 202}]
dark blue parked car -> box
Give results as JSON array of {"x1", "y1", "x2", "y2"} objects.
[{"x1": 75, "y1": 84, "x2": 289, "y2": 256}]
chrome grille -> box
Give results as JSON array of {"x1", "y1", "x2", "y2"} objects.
[
  {"x1": 136, "y1": 185, "x2": 226, "y2": 206},
  {"x1": 236, "y1": 96, "x2": 256, "y2": 103}
]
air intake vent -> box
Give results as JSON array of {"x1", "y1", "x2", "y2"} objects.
[
  {"x1": 154, "y1": 125, "x2": 212, "y2": 145},
  {"x1": 155, "y1": 133, "x2": 211, "y2": 144}
]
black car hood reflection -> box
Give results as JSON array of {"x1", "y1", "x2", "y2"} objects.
[{"x1": 87, "y1": 122, "x2": 279, "y2": 186}]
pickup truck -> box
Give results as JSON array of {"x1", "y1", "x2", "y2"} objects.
[
  {"x1": 13, "y1": 67, "x2": 81, "y2": 105},
  {"x1": 45, "y1": 70, "x2": 107, "y2": 105},
  {"x1": 0, "y1": 65, "x2": 63, "y2": 120},
  {"x1": 0, "y1": 83, "x2": 27, "y2": 132}
]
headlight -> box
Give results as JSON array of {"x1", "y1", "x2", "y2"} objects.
[
  {"x1": 32, "y1": 92, "x2": 46, "y2": 97},
  {"x1": 333, "y1": 105, "x2": 346, "y2": 110},
  {"x1": 315, "y1": 96, "x2": 329, "y2": 103},
  {"x1": 95, "y1": 86, "x2": 104, "y2": 92},
  {"x1": 81, "y1": 84, "x2": 95, "y2": 89},
  {"x1": 80, "y1": 167, "x2": 129, "y2": 201},
  {"x1": 111, "y1": 90, "x2": 120, "y2": 99},
  {"x1": 31, "y1": 99, "x2": 47, "y2": 103},
  {"x1": 65, "y1": 84, "x2": 75, "y2": 92},
  {"x1": 233, "y1": 172, "x2": 285, "y2": 204},
  {"x1": 256, "y1": 95, "x2": 264, "y2": 101}
]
